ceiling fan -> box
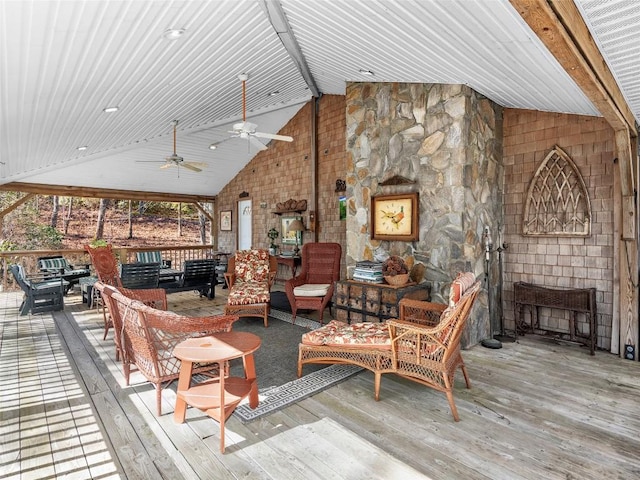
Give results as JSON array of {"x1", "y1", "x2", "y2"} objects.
[
  {"x1": 211, "y1": 74, "x2": 294, "y2": 152},
  {"x1": 140, "y1": 120, "x2": 207, "y2": 174}
]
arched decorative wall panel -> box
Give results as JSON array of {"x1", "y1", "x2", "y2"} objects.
[{"x1": 523, "y1": 145, "x2": 591, "y2": 237}]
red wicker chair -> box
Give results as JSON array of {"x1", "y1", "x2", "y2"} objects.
[
  {"x1": 285, "y1": 242, "x2": 341, "y2": 324},
  {"x1": 95, "y1": 281, "x2": 167, "y2": 364},
  {"x1": 85, "y1": 244, "x2": 123, "y2": 340},
  {"x1": 101, "y1": 285, "x2": 239, "y2": 415}
]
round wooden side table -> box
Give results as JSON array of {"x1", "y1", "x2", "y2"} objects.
[{"x1": 173, "y1": 331, "x2": 261, "y2": 453}]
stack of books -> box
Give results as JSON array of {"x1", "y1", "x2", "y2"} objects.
[{"x1": 353, "y1": 261, "x2": 384, "y2": 283}]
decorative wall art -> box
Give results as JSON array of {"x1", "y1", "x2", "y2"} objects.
[
  {"x1": 220, "y1": 210, "x2": 232, "y2": 231},
  {"x1": 523, "y1": 145, "x2": 591, "y2": 237},
  {"x1": 371, "y1": 192, "x2": 419, "y2": 241}
]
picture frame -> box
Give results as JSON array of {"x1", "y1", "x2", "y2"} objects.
[
  {"x1": 220, "y1": 210, "x2": 232, "y2": 231},
  {"x1": 371, "y1": 192, "x2": 419, "y2": 241},
  {"x1": 281, "y1": 216, "x2": 302, "y2": 245},
  {"x1": 339, "y1": 195, "x2": 346, "y2": 220}
]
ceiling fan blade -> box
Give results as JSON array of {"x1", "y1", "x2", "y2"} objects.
[
  {"x1": 254, "y1": 132, "x2": 294, "y2": 142},
  {"x1": 185, "y1": 161, "x2": 207, "y2": 168},
  {"x1": 182, "y1": 163, "x2": 202, "y2": 172},
  {"x1": 249, "y1": 136, "x2": 268, "y2": 151}
]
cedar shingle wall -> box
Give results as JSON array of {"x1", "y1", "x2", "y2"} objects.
[
  {"x1": 216, "y1": 95, "x2": 347, "y2": 275},
  {"x1": 503, "y1": 109, "x2": 615, "y2": 349}
]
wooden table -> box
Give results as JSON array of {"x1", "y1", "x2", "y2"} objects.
[
  {"x1": 173, "y1": 332, "x2": 261, "y2": 453},
  {"x1": 275, "y1": 255, "x2": 301, "y2": 281}
]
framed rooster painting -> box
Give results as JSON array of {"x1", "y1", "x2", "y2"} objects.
[{"x1": 371, "y1": 192, "x2": 419, "y2": 241}]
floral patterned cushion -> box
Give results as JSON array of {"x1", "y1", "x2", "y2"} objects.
[
  {"x1": 227, "y1": 281, "x2": 270, "y2": 305},
  {"x1": 301, "y1": 320, "x2": 391, "y2": 349},
  {"x1": 235, "y1": 249, "x2": 270, "y2": 283}
]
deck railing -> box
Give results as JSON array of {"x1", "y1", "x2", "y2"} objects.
[{"x1": 0, "y1": 245, "x2": 230, "y2": 291}]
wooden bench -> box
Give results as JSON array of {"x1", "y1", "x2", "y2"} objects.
[{"x1": 161, "y1": 259, "x2": 217, "y2": 299}]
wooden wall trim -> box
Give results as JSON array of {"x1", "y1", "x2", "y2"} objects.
[{"x1": 0, "y1": 182, "x2": 216, "y2": 203}]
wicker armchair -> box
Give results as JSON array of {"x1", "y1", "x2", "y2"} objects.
[
  {"x1": 387, "y1": 280, "x2": 480, "y2": 421},
  {"x1": 298, "y1": 273, "x2": 480, "y2": 421},
  {"x1": 95, "y1": 282, "x2": 167, "y2": 363},
  {"x1": 224, "y1": 249, "x2": 277, "y2": 327},
  {"x1": 285, "y1": 242, "x2": 341, "y2": 324},
  {"x1": 84, "y1": 244, "x2": 122, "y2": 287},
  {"x1": 101, "y1": 285, "x2": 239, "y2": 415}
]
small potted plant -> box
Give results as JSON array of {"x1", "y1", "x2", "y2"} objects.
[{"x1": 267, "y1": 228, "x2": 279, "y2": 255}]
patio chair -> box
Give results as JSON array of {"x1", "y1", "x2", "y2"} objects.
[
  {"x1": 84, "y1": 244, "x2": 122, "y2": 287},
  {"x1": 120, "y1": 262, "x2": 161, "y2": 289},
  {"x1": 224, "y1": 249, "x2": 277, "y2": 327},
  {"x1": 94, "y1": 281, "x2": 167, "y2": 364},
  {"x1": 84, "y1": 244, "x2": 123, "y2": 339},
  {"x1": 101, "y1": 284, "x2": 239, "y2": 415},
  {"x1": 298, "y1": 272, "x2": 480, "y2": 421},
  {"x1": 11, "y1": 264, "x2": 69, "y2": 315},
  {"x1": 285, "y1": 242, "x2": 341, "y2": 324},
  {"x1": 136, "y1": 250, "x2": 171, "y2": 268},
  {"x1": 37, "y1": 255, "x2": 91, "y2": 293},
  {"x1": 161, "y1": 258, "x2": 217, "y2": 298}
]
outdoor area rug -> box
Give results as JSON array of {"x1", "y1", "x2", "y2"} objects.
[
  {"x1": 233, "y1": 363, "x2": 362, "y2": 423},
  {"x1": 227, "y1": 305, "x2": 363, "y2": 423}
]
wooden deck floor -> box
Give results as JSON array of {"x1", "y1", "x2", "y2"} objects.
[{"x1": 2, "y1": 288, "x2": 640, "y2": 479}]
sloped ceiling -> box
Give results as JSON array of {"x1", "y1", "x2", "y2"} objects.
[{"x1": 0, "y1": 0, "x2": 637, "y2": 200}]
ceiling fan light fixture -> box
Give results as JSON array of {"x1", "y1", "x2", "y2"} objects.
[
  {"x1": 103, "y1": 106, "x2": 119, "y2": 113},
  {"x1": 163, "y1": 28, "x2": 185, "y2": 40}
]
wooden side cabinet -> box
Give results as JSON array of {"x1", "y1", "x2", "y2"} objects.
[{"x1": 333, "y1": 280, "x2": 430, "y2": 323}]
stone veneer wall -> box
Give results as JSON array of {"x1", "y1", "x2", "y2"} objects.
[
  {"x1": 215, "y1": 95, "x2": 347, "y2": 276},
  {"x1": 502, "y1": 109, "x2": 615, "y2": 350},
  {"x1": 345, "y1": 82, "x2": 503, "y2": 348}
]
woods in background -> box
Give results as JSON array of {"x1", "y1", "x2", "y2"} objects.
[{"x1": 0, "y1": 194, "x2": 211, "y2": 251}]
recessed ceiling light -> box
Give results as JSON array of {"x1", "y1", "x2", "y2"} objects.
[
  {"x1": 209, "y1": 144, "x2": 217, "y2": 150},
  {"x1": 103, "y1": 106, "x2": 119, "y2": 113},
  {"x1": 268, "y1": 90, "x2": 280, "y2": 97},
  {"x1": 77, "y1": 146, "x2": 88, "y2": 151},
  {"x1": 359, "y1": 69, "x2": 375, "y2": 76},
  {"x1": 163, "y1": 28, "x2": 185, "y2": 40}
]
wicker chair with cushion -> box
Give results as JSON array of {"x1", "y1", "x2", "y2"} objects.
[
  {"x1": 285, "y1": 242, "x2": 341, "y2": 324},
  {"x1": 224, "y1": 249, "x2": 277, "y2": 327},
  {"x1": 101, "y1": 284, "x2": 239, "y2": 415},
  {"x1": 95, "y1": 282, "x2": 167, "y2": 363},
  {"x1": 298, "y1": 272, "x2": 480, "y2": 421}
]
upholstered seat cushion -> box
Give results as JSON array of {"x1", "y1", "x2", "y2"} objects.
[
  {"x1": 301, "y1": 320, "x2": 391, "y2": 349},
  {"x1": 293, "y1": 283, "x2": 330, "y2": 297},
  {"x1": 227, "y1": 281, "x2": 270, "y2": 305}
]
